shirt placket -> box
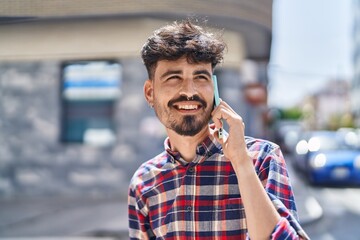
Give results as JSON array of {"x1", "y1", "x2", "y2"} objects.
[{"x1": 183, "y1": 162, "x2": 196, "y2": 239}]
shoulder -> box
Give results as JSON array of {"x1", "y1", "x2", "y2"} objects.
[
  {"x1": 245, "y1": 136, "x2": 280, "y2": 154},
  {"x1": 129, "y1": 151, "x2": 170, "y2": 192},
  {"x1": 245, "y1": 136, "x2": 287, "y2": 176}
]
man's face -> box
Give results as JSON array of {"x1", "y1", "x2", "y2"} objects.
[{"x1": 144, "y1": 57, "x2": 214, "y2": 136}]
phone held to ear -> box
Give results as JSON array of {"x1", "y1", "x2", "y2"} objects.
[{"x1": 212, "y1": 75, "x2": 223, "y2": 139}]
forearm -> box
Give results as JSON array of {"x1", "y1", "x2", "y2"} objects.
[
  {"x1": 212, "y1": 101, "x2": 303, "y2": 238},
  {"x1": 233, "y1": 157, "x2": 281, "y2": 240}
]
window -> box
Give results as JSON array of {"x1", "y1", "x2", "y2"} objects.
[{"x1": 60, "y1": 60, "x2": 122, "y2": 146}]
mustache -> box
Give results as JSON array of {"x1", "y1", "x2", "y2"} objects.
[{"x1": 168, "y1": 95, "x2": 207, "y2": 108}]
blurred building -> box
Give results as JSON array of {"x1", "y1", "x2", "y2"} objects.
[
  {"x1": 302, "y1": 79, "x2": 351, "y2": 130},
  {"x1": 353, "y1": 0, "x2": 360, "y2": 127},
  {"x1": 314, "y1": 80, "x2": 352, "y2": 130},
  {"x1": 0, "y1": 0, "x2": 273, "y2": 197}
]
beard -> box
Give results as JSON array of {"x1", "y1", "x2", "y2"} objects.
[
  {"x1": 153, "y1": 95, "x2": 212, "y2": 136},
  {"x1": 170, "y1": 114, "x2": 210, "y2": 136}
]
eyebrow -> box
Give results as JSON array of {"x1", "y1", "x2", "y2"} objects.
[
  {"x1": 193, "y1": 70, "x2": 212, "y2": 78},
  {"x1": 160, "y1": 69, "x2": 212, "y2": 79}
]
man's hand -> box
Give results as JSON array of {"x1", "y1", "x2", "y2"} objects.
[
  {"x1": 212, "y1": 99, "x2": 282, "y2": 240},
  {"x1": 211, "y1": 100, "x2": 250, "y2": 167}
]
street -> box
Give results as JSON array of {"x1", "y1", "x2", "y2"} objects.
[
  {"x1": 302, "y1": 187, "x2": 360, "y2": 239},
  {"x1": 286, "y1": 154, "x2": 360, "y2": 240},
  {"x1": 0, "y1": 155, "x2": 359, "y2": 239}
]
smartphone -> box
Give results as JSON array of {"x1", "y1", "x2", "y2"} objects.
[{"x1": 212, "y1": 75, "x2": 223, "y2": 139}]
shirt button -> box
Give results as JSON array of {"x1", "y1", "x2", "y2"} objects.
[
  {"x1": 186, "y1": 206, "x2": 192, "y2": 212},
  {"x1": 188, "y1": 167, "x2": 195, "y2": 172}
]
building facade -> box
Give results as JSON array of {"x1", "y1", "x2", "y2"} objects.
[
  {"x1": 0, "y1": 0, "x2": 273, "y2": 197},
  {"x1": 353, "y1": 0, "x2": 360, "y2": 127}
]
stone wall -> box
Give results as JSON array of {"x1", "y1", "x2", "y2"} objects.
[
  {"x1": 0, "y1": 58, "x2": 165, "y2": 198},
  {"x1": 0, "y1": 58, "x2": 256, "y2": 198}
]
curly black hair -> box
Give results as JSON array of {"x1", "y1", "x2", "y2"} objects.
[{"x1": 141, "y1": 20, "x2": 227, "y2": 79}]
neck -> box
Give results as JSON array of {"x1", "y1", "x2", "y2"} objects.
[{"x1": 167, "y1": 126, "x2": 210, "y2": 162}]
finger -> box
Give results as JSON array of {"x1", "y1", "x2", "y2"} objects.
[
  {"x1": 212, "y1": 116, "x2": 223, "y2": 131},
  {"x1": 212, "y1": 102, "x2": 237, "y2": 121},
  {"x1": 219, "y1": 100, "x2": 237, "y2": 115},
  {"x1": 212, "y1": 106, "x2": 236, "y2": 123}
]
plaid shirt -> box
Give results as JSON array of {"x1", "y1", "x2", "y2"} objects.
[{"x1": 128, "y1": 129, "x2": 309, "y2": 239}]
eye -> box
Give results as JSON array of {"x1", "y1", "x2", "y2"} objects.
[
  {"x1": 164, "y1": 75, "x2": 182, "y2": 83},
  {"x1": 195, "y1": 75, "x2": 210, "y2": 81}
]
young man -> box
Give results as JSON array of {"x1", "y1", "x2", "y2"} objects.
[{"x1": 128, "y1": 20, "x2": 309, "y2": 239}]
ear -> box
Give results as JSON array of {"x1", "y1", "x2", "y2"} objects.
[{"x1": 143, "y1": 79, "x2": 154, "y2": 106}]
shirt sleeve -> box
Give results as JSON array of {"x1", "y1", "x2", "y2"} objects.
[
  {"x1": 128, "y1": 182, "x2": 156, "y2": 240},
  {"x1": 252, "y1": 141, "x2": 310, "y2": 240}
]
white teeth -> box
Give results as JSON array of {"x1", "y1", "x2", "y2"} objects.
[{"x1": 177, "y1": 105, "x2": 198, "y2": 110}]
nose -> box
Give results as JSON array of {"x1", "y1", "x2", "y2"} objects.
[{"x1": 179, "y1": 78, "x2": 197, "y2": 98}]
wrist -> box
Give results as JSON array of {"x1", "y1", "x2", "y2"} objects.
[{"x1": 231, "y1": 153, "x2": 254, "y2": 175}]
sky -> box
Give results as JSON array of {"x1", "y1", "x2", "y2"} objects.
[{"x1": 268, "y1": 0, "x2": 354, "y2": 108}]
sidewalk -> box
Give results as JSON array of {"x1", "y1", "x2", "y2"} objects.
[
  {"x1": 0, "y1": 194, "x2": 129, "y2": 239},
  {"x1": 0, "y1": 171, "x2": 322, "y2": 239},
  {"x1": 287, "y1": 158, "x2": 324, "y2": 226},
  {"x1": 292, "y1": 177, "x2": 324, "y2": 226}
]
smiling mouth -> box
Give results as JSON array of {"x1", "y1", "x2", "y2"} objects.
[{"x1": 173, "y1": 102, "x2": 201, "y2": 111}]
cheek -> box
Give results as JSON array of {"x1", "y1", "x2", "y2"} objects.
[
  {"x1": 153, "y1": 90, "x2": 172, "y2": 107},
  {"x1": 204, "y1": 88, "x2": 215, "y2": 105}
]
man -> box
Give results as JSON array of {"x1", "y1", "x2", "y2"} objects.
[{"x1": 128, "y1": 20, "x2": 309, "y2": 239}]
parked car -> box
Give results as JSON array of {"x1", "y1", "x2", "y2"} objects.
[
  {"x1": 294, "y1": 130, "x2": 360, "y2": 186},
  {"x1": 273, "y1": 120, "x2": 303, "y2": 154}
]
